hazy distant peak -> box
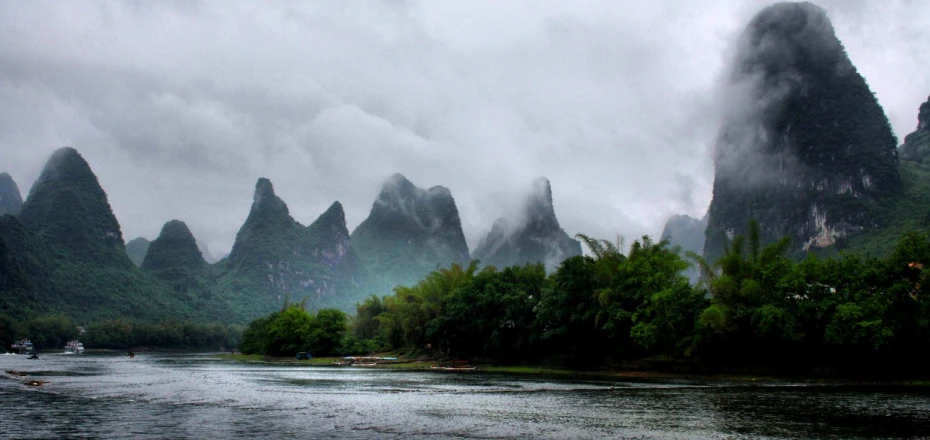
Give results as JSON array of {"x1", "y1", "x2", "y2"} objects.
[
  {"x1": 160, "y1": 219, "x2": 196, "y2": 239},
  {"x1": 0, "y1": 172, "x2": 16, "y2": 185},
  {"x1": 736, "y1": 2, "x2": 849, "y2": 90},
  {"x1": 142, "y1": 218, "x2": 206, "y2": 271},
  {"x1": 253, "y1": 177, "x2": 276, "y2": 203},
  {"x1": 250, "y1": 177, "x2": 289, "y2": 217},
  {"x1": 27, "y1": 147, "x2": 95, "y2": 199},
  {"x1": 425, "y1": 185, "x2": 452, "y2": 198},
  {"x1": 381, "y1": 173, "x2": 417, "y2": 195},
  {"x1": 524, "y1": 176, "x2": 559, "y2": 229},
  {"x1": 531, "y1": 177, "x2": 552, "y2": 202},
  {"x1": 0, "y1": 172, "x2": 23, "y2": 216},
  {"x1": 312, "y1": 201, "x2": 347, "y2": 228},
  {"x1": 918, "y1": 95, "x2": 930, "y2": 132},
  {"x1": 900, "y1": 94, "x2": 930, "y2": 162},
  {"x1": 473, "y1": 178, "x2": 580, "y2": 271},
  {"x1": 125, "y1": 236, "x2": 151, "y2": 267}
]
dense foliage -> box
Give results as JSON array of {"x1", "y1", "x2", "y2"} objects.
[
  {"x1": 238, "y1": 302, "x2": 348, "y2": 357},
  {"x1": 0, "y1": 314, "x2": 79, "y2": 350},
  {"x1": 84, "y1": 320, "x2": 241, "y2": 350},
  {"x1": 340, "y1": 226, "x2": 930, "y2": 375},
  {"x1": 1, "y1": 313, "x2": 241, "y2": 352}
]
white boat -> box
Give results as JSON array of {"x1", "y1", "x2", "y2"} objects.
[
  {"x1": 11, "y1": 339, "x2": 34, "y2": 354},
  {"x1": 64, "y1": 340, "x2": 85, "y2": 354}
]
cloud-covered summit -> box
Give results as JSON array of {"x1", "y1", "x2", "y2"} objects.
[{"x1": 1, "y1": 1, "x2": 927, "y2": 256}]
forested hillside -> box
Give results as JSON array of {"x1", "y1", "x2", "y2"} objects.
[{"x1": 705, "y1": 2, "x2": 899, "y2": 260}]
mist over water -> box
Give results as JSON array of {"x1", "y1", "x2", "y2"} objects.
[{"x1": 2, "y1": 352, "x2": 929, "y2": 439}]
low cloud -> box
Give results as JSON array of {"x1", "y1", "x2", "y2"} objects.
[{"x1": 0, "y1": 1, "x2": 927, "y2": 255}]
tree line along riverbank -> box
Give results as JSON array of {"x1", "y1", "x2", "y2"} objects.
[{"x1": 237, "y1": 223, "x2": 930, "y2": 379}]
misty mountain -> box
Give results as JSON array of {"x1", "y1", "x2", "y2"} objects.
[
  {"x1": 142, "y1": 220, "x2": 206, "y2": 272},
  {"x1": 125, "y1": 237, "x2": 150, "y2": 267},
  {"x1": 19, "y1": 147, "x2": 136, "y2": 268},
  {"x1": 140, "y1": 219, "x2": 214, "y2": 303},
  {"x1": 473, "y1": 178, "x2": 581, "y2": 272},
  {"x1": 660, "y1": 213, "x2": 707, "y2": 283},
  {"x1": 899, "y1": 95, "x2": 930, "y2": 163},
  {"x1": 197, "y1": 238, "x2": 219, "y2": 264},
  {"x1": 705, "y1": 2, "x2": 900, "y2": 259},
  {"x1": 0, "y1": 148, "x2": 229, "y2": 323},
  {"x1": 0, "y1": 172, "x2": 22, "y2": 216},
  {"x1": 351, "y1": 173, "x2": 470, "y2": 294},
  {"x1": 219, "y1": 179, "x2": 359, "y2": 316}
]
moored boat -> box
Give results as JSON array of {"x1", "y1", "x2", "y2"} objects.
[
  {"x1": 64, "y1": 340, "x2": 85, "y2": 354},
  {"x1": 11, "y1": 339, "x2": 34, "y2": 355}
]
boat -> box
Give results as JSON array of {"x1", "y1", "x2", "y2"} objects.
[
  {"x1": 337, "y1": 356, "x2": 400, "y2": 366},
  {"x1": 64, "y1": 340, "x2": 85, "y2": 354},
  {"x1": 11, "y1": 339, "x2": 34, "y2": 355},
  {"x1": 431, "y1": 360, "x2": 477, "y2": 371}
]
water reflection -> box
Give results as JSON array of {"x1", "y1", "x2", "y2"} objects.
[{"x1": 1, "y1": 352, "x2": 928, "y2": 439}]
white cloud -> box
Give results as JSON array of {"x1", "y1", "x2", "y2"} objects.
[{"x1": 0, "y1": 0, "x2": 927, "y2": 255}]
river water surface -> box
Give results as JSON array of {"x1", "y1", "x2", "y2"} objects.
[{"x1": 1, "y1": 352, "x2": 928, "y2": 439}]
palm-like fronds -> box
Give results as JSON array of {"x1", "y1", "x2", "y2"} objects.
[{"x1": 576, "y1": 233, "x2": 624, "y2": 260}]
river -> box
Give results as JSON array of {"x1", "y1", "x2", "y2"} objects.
[{"x1": 1, "y1": 352, "x2": 928, "y2": 439}]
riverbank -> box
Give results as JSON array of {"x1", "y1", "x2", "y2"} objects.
[{"x1": 212, "y1": 354, "x2": 930, "y2": 386}]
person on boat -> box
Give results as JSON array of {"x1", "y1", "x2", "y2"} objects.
[{"x1": 128, "y1": 351, "x2": 135, "y2": 358}]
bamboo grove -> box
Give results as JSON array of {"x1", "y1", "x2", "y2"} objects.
[{"x1": 342, "y1": 221, "x2": 930, "y2": 374}]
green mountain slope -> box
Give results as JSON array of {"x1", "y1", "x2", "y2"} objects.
[
  {"x1": 350, "y1": 173, "x2": 470, "y2": 296},
  {"x1": 821, "y1": 160, "x2": 930, "y2": 257},
  {"x1": 0, "y1": 172, "x2": 22, "y2": 216},
  {"x1": 19, "y1": 148, "x2": 135, "y2": 268},
  {"x1": 0, "y1": 149, "x2": 235, "y2": 323},
  {"x1": 820, "y1": 97, "x2": 930, "y2": 257},
  {"x1": 216, "y1": 179, "x2": 359, "y2": 319},
  {"x1": 142, "y1": 220, "x2": 206, "y2": 272},
  {"x1": 705, "y1": 2, "x2": 899, "y2": 260}
]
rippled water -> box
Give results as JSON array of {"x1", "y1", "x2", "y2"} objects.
[{"x1": 1, "y1": 352, "x2": 929, "y2": 439}]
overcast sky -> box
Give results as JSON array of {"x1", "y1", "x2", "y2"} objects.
[{"x1": 1, "y1": 0, "x2": 928, "y2": 257}]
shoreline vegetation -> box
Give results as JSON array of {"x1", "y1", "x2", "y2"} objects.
[
  {"x1": 212, "y1": 353, "x2": 930, "y2": 387},
  {"x1": 7, "y1": 224, "x2": 930, "y2": 384},
  {"x1": 236, "y1": 223, "x2": 930, "y2": 382}
]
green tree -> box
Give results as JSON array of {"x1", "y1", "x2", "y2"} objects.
[
  {"x1": 265, "y1": 307, "x2": 313, "y2": 356},
  {"x1": 307, "y1": 308, "x2": 347, "y2": 356}
]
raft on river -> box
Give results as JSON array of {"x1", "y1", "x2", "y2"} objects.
[{"x1": 334, "y1": 356, "x2": 400, "y2": 366}]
